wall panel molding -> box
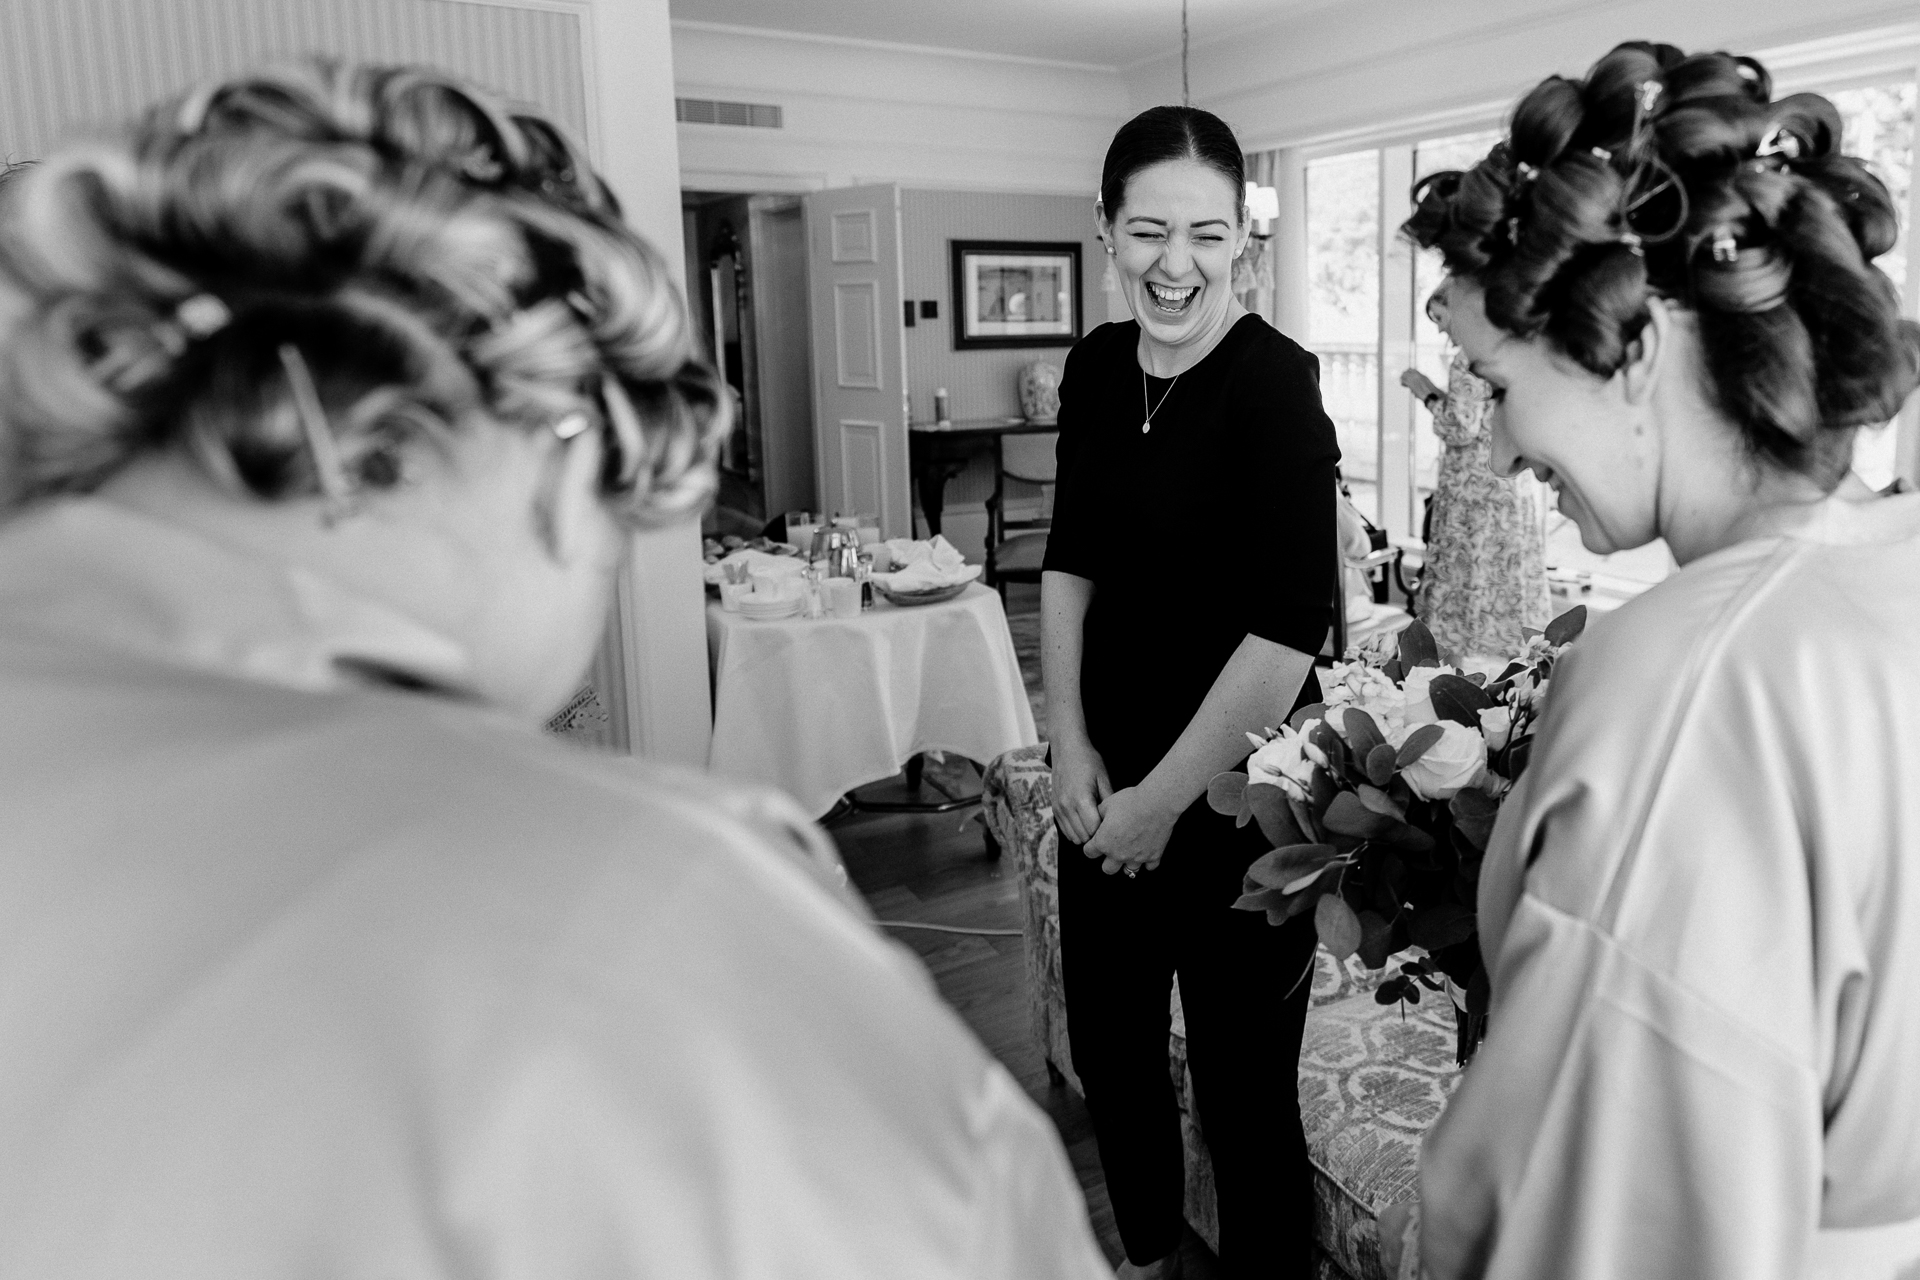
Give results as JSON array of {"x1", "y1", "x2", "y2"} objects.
[{"x1": 0, "y1": 0, "x2": 588, "y2": 162}]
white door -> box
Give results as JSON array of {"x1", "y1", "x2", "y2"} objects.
[{"x1": 804, "y1": 184, "x2": 911, "y2": 538}]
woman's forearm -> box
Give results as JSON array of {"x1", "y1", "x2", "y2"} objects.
[
  {"x1": 1139, "y1": 633, "x2": 1316, "y2": 816},
  {"x1": 1040, "y1": 570, "x2": 1095, "y2": 750}
]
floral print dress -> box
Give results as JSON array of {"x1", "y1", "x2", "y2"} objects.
[{"x1": 1419, "y1": 349, "x2": 1549, "y2": 661}]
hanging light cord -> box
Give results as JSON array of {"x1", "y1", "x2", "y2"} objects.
[{"x1": 1181, "y1": 0, "x2": 1190, "y2": 106}]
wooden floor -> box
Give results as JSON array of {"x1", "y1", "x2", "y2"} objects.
[{"x1": 826, "y1": 583, "x2": 1222, "y2": 1275}]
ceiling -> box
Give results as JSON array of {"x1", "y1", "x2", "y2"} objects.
[{"x1": 667, "y1": 0, "x2": 1343, "y2": 71}]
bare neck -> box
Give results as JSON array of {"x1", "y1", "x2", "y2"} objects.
[{"x1": 1137, "y1": 297, "x2": 1249, "y2": 378}]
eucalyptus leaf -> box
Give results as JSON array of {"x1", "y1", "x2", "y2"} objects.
[
  {"x1": 1451, "y1": 787, "x2": 1499, "y2": 819},
  {"x1": 1289, "y1": 701, "x2": 1328, "y2": 732},
  {"x1": 1233, "y1": 888, "x2": 1285, "y2": 912},
  {"x1": 1324, "y1": 790, "x2": 1396, "y2": 838},
  {"x1": 1310, "y1": 765, "x2": 1338, "y2": 815},
  {"x1": 1207, "y1": 771, "x2": 1249, "y2": 817},
  {"x1": 1394, "y1": 723, "x2": 1445, "y2": 768},
  {"x1": 1245, "y1": 842, "x2": 1341, "y2": 891},
  {"x1": 1429, "y1": 673, "x2": 1495, "y2": 728},
  {"x1": 1342, "y1": 707, "x2": 1386, "y2": 759},
  {"x1": 1287, "y1": 795, "x2": 1320, "y2": 843},
  {"x1": 1356, "y1": 783, "x2": 1405, "y2": 820},
  {"x1": 1247, "y1": 783, "x2": 1306, "y2": 848},
  {"x1": 1381, "y1": 822, "x2": 1436, "y2": 855},
  {"x1": 1365, "y1": 742, "x2": 1398, "y2": 787},
  {"x1": 1409, "y1": 902, "x2": 1477, "y2": 952},
  {"x1": 1398, "y1": 619, "x2": 1440, "y2": 669},
  {"x1": 1383, "y1": 657, "x2": 1406, "y2": 682},
  {"x1": 1315, "y1": 894, "x2": 1363, "y2": 961},
  {"x1": 1545, "y1": 604, "x2": 1588, "y2": 647},
  {"x1": 1356, "y1": 908, "x2": 1394, "y2": 969}
]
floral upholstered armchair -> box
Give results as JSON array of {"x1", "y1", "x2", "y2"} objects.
[{"x1": 982, "y1": 744, "x2": 1461, "y2": 1280}]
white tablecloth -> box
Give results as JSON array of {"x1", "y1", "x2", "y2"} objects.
[{"x1": 706, "y1": 584, "x2": 1038, "y2": 817}]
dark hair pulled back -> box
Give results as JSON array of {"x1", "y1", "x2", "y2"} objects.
[
  {"x1": 1100, "y1": 105, "x2": 1246, "y2": 221},
  {"x1": 1404, "y1": 41, "x2": 1920, "y2": 486}
]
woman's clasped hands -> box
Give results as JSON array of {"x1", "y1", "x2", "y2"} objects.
[{"x1": 1054, "y1": 738, "x2": 1177, "y2": 878}]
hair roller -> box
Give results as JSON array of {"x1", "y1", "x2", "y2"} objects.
[
  {"x1": 0, "y1": 58, "x2": 726, "y2": 527},
  {"x1": 1399, "y1": 40, "x2": 1920, "y2": 487}
]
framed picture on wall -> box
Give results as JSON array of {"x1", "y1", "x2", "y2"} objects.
[{"x1": 949, "y1": 240, "x2": 1082, "y2": 349}]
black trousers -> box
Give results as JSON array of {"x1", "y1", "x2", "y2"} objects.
[{"x1": 1059, "y1": 800, "x2": 1319, "y2": 1276}]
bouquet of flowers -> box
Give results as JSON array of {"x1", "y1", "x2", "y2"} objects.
[{"x1": 1209, "y1": 606, "x2": 1587, "y2": 1063}]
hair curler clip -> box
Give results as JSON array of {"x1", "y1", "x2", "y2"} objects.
[
  {"x1": 1515, "y1": 160, "x2": 1540, "y2": 183},
  {"x1": 1637, "y1": 81, "x2": 1663, "y2": 115},
  {"x1": 1711, "y1": 232, "x2": 1739, "y2": 264},
  {"x1": 175, "y1": 293, "x2": 232, "y2": 340},
  {"x1": 1506, "y1": 215, "x2": 1522, "y2": 245},
  {"x1": 278, "y1": 344, "x2": 358, "y2": 526},
  {"x1": 1590, "y1": 146, "x2": 1614, "y2": 163},
  {"x1": 1619, "y1": 230, "x2": 1645, "y2": 258},
  {"x1": 1754, "y1": 124, "x2": 1799, "y2": 161}
]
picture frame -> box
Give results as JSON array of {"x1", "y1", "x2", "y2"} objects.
[{"x1": 949, "y1": 240, "x2": 1082, "y2": 350}]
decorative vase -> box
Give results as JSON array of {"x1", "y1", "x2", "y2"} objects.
[{"x1": 1017, "y1": 361, "x2": 1061, "y2": 425}]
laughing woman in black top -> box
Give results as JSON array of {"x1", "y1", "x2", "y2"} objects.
[{"x1": 1042, "y1": 107, "x2": 1338, "y2": 1279}]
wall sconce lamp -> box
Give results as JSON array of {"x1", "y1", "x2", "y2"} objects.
[{"x1": 1245, "y1": 181, "x2": 1280, "y2": 237}]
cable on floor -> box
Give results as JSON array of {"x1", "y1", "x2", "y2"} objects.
[{"x1": 876, "y1": 920, "x2": 1024, "y2": 938}]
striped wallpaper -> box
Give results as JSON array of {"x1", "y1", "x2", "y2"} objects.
[
  {"x1": 899, "y1": 187, "x2": 1106, "y2": 509},
  {"x1": 0, "y1": 0, "x2": 587, "y2": 163}
]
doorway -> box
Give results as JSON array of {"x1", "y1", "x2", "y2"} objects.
[{"x1": 680, "y1": 191, "x2": 816, "y2": 537}]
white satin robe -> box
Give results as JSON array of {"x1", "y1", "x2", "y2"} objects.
[
  {"x1": 1418, "y1": 493, "x2": 1920, "y2": 1280},
  {"x1": 0, "y1": 498, "x2": 1110, "y2": 1280}
]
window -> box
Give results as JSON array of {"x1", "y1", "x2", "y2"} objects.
[
  {"x1": 1305, "y1": 149, "x2": 1380, "y2": 516},
  {"x1": 1833, "y1": 80, "x2": 1917, "y2": 489}
]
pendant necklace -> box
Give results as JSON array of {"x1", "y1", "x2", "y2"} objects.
[{"x1": 1141, "y1": 368, "x2": 1181, "y2": 434}]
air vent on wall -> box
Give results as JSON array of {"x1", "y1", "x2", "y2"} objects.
[{"x1": 675, "y1": 98, "x2": 783, "y2": 128}]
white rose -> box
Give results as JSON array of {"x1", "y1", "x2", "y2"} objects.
[
  {"x1": 1399, "y1": 720, "x2": 1487, "y2": 800},
  {"x1": 1247, "y1": 725, "x2": 1315, "y2": 800},
  {"x1": 1399, "y1": 664, "x2": 1458, "y2": 727},
  {"x1": 1478, "y1": 705, "x2": 1513, "y2": 751}
]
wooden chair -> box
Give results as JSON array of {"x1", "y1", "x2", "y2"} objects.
[{"x1": 984, "y1": 431, "x2": 1057, "y2": 597}]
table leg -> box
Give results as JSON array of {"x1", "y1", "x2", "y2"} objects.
[{"x1": 916, "y1": 460, "x2": 962, "y2": 538}]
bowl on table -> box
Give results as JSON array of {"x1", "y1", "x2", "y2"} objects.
[{"x1": 875, "y1": 581, "x2": 970, "y2": 607}]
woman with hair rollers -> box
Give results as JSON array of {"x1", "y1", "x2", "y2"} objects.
[
  {"x1": 1380, "y1": 41, "x2": 1920, "y2": 1280},
  {"x1": 0, "y1": 62, "x2": 1109, "y2": 1279}
]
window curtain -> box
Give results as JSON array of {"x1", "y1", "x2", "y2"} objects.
[{"x1": 1236, "y1": 149, "x2": 1280, "y2": 326}]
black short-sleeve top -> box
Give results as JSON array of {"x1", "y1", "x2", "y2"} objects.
[{"x1": 1042, "y1": 314, "x2": 1340, "y2": 788}]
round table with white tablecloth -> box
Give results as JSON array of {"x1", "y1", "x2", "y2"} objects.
[{"x1": 705, "y1": 584, "x2": 1038, "y2": 818}]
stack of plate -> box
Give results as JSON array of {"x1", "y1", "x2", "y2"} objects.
[{"x1": 738, "y1": 593, "x2": 802, "y2": 621}]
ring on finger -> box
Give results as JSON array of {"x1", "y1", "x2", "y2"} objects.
[{"x1": 1123, "y1": 866, "x2": 1139, "y2": 879}]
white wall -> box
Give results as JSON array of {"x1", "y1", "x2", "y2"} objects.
[
  {"x1": 672, "y1": 21, "x2": 1128, "y2": 195},
  {"x1": 1130, "y1": 0, "x2": 1920, "y2": 152},
  {"x1": 589, "y1": 0, "x2": 716, "y2": 769}
]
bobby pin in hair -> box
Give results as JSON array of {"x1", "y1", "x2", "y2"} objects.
[
  {"x1": 278, "y1": 344, "x2": 358, "y2": 525},
  {"x1": 1695, "y1": 244, "x2": 1792, "y2": 315}
]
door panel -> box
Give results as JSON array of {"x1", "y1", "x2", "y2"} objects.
[
  {"x1": 839, "y1": 420, "x2": 884, "y2": 519},
  {"x1": 833, "y1": 282, "x2": 881, "y2": 388},
  {"x1": 805, "y1": 184, "x2": 910, "y2": 537}
]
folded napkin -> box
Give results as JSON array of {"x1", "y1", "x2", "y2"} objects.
[
  {"x1": 703, "y1": 548, "x2": 807, "y2": 586},
  {"x1": 874, "y1": 535, "x2": 980, "y2": 592}
]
